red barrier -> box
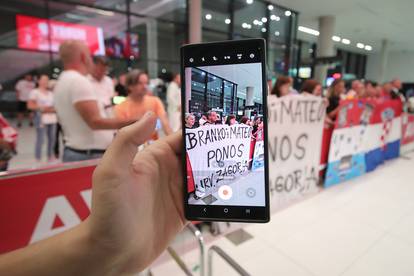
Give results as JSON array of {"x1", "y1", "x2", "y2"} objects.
[{"x1": 0, "y1": 163, "x2": 96, "y2": 253}]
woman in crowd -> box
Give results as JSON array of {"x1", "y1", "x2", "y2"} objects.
[
  {"x1": 240, "y1": 116, "x2": 251, "y2": 126},
  {"x1": 301, "y1": 79, "x2": 322, "y2": 96},
  {"x1": 270, "y1": 76, "x2": 291, "y2": 97},
  {"x1": 184, "y1": 113, "x2": 195, "y2": 129},
  {"x1": 225, "y1": 114, "x2": 237, "y2": 126},
  {"x1": 27, "y1": 75, "x2": 57, "y2": 162},
  {"x1": 326, "y1": 78, "x2": 346, "y2": 121}
]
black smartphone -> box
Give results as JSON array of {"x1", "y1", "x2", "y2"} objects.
[{"x1": 181, "y1": 39, "x2": 270, "y2": 223}]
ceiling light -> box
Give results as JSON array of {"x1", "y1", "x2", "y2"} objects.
[
  {"x1": 247, "y1": 24, "x2": 252, "y2": 29},
  {"x1": 341, "y1": 38, "x2": 351, "y2": 45},
  {"x1": 253, "y1": 19, "x2": 260, "y2": 25},
  {"x1": 275, "y1": 31, "x2": 280, "y2": 36},
  {"x1": 285, "y1": 10, "x2": 292, "y2": 16},
  {"x1": 261, "y1": 27, "x2": 267, "y2": 33},
  {"x1": 246, "y1": 0, "x2": 253, "y2": 4},
  {"x1": 332, "y1": 36, "x2": 341, "y2": 42},
  {"x1": 205, "y1": 14, "x2": 212, "y2": 20},
  {"x1": 270, "y1": 14, "x2": 277, "y2": 21},
  {"x1": 258, "y1": 21, "x2": 263, "y2": 26},
  {"x1": 298, "y1": 26, "x2": 319, "y2": 36},
  {"x1": 268, "y1": 5, "x2": 274, "y2": 10},
  {"x1": 365, "y1": 45, "x2": 373, "y2": 51},
  {"x1": 261, "y1": 17, "x2": 268, "y2": 23},
  {"x1": 356, "y1": 43, "x2": 364, "y2": 49},
  {"x1": 225, "y1": 18, "x2": 231, "y2": 24}
]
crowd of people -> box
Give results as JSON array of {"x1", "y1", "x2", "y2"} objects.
[
  {"x1": 2, "y1": 39, "x2": 412, "y2": 171},
  {"x1": 3, "y1": 40, "x2": 182, "y2": 169},
  {"x1": 270, "y1": 75, "x2": 411, "y2": 126}
]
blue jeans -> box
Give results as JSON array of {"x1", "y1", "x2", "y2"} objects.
[
  {"x1": 62, "y1": 147, "x2": 104, "y2": 163},
  {"x1": 35, "y1": 124, "x2": 56, "y2": 160}
]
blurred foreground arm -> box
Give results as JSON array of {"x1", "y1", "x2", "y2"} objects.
[{"x1": 0, "y1": 111, "x2": 187, "y2": 275}]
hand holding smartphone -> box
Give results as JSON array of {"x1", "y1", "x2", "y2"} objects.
[{"x1": 181, "y1": 39, "x2": 270, "y2": 222}]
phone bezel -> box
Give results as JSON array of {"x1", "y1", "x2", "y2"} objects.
[{"x1": 180, "y1": 39, "x2": 270, "y2": 223}]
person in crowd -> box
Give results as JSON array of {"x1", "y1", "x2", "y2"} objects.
[
  {"x1": 199, "y1": 114, "x2": 207, "y2": 126},
  {"x1": 27, "y1": 75, "x2": 57, "y2": 162},
  {"x1": 347, "y1": 80, "x2": 365, "y2": 99},
  {"x1": 381, "y1": 82, "x2": 394, "y2": 100},
  {"x1": 203, "y1": 110, "x2": 220, "y2": 125},
  {"x1": 301, "y1": 79, "x2": 322, "y2": 96},
  {"x1": 326, "y1": 78, "x2": 346, "y2": 121},
  {"x1": 0, "y1": 113, "x2": 187, "y2": 275},
  {"x1": 115, "y1": 73, "x2": 128, "y2": 97},
  {"x1": 185, "y1": 113, "x2": 195, "y2": 129},
  {"x1": 114, "y1": 69, "x2": 172, "y2": 140},
  {"x1": 54, "y1": 40, "x2": 134, "y2": 162},
  {"x1": 167, "y1": 73, "x2": 181, "y2": 132},
  {"x1": 225, "y1": 114, "x2": 237, "y2": 126},
  {"x1": 88, "y1": 57, "x2": 116, "y2": 114},
  {"x1": 240, "y1": 116, "x2": 251, "y2": 126},
  {"x1": 15, "y1": 73, "x2": 35, "y2": 128},
  {"x1": 364, "y1": 80, "x2": 378, "y2": 99},
  {"x1": 288, "y1": 77, "x2": 299, "y2": 94},
  {"x1": 252, "y1": 116, "x2": 262, "y2": 135},
  {"x1": 390, "y1": 77, "x2": 406, "y2": 102},
  {"x1": 270, "y1": 76, "x2": 291, "y2": 97},
  {"x1": 0, "y1": 113, "x2": 18, "y2": 171}
]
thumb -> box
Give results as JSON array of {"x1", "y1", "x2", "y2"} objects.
[{"x1": 98, "y1": 112, "x2": 157, "y2": 176}]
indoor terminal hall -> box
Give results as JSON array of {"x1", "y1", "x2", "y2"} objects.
[{"x1": 0, "y1": 0, "x2": 414, "y2": 276}]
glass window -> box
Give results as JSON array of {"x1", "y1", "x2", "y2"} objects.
[
  {"x1": 0, "y1": 0, "x2": 47, "y2": 48},
  {"x1": 202, "y1": 0, "x2": 231, "y2": 33},
  {"x1": 233, "y1": 0, "x2": 266, "y2": 39}
]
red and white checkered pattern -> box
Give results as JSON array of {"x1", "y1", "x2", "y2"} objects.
[{"x1": 380, "y1": 119, "x2": 392, "y2": 149}]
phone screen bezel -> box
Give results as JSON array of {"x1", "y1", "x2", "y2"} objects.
[{"x1": 180, "y1": 39, "x2": 270, "y2": 223}]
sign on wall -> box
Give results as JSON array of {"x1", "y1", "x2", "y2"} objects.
[{"x1": 16, "y1": 15, "x2": 105, "y2": 55}]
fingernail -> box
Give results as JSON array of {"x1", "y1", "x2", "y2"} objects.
[{"x1": 145, "y1": 111, "x2": 154, "y2": 118}]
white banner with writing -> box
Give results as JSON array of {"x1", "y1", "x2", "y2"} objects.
[
  {"x1": 268, "y1": 95, "x2": 325, "y2": 210},
  {"x1": 186, "y1": 124, "x2": 252, "y2": 198}
]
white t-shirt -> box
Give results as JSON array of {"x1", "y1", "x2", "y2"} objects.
[
  {"x1": 88, "y1": 75, "x2": 115, "y2": 107},
  {"x1": 15, "y1": 79, "x2": 35, "y2": 101},
  {"x1": 29, "y1": 89, "x2": 57, "y2": 124},
  {"x1": 54, "y1": 70, "x2": 114, "y2": 150}
]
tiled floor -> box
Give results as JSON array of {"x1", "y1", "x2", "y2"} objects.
[{"x1": 151, "y1": 151, "x2": 414, "y2": 276}]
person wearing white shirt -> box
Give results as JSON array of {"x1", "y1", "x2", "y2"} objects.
[
  {"x1": 28, "y1": 75, "x2": 57, "y2": 162},
  {"x1": 15, "y1": 74, "x2": 35, "y2": 127},
  {"x1": 53, "y1": 40, "x2": 134, "y2": 162},
  {"x1": 167, "y1": 73, "x2": 182, "y2": 132},
  {"x1": 88, "y1": 57, "x2": 116, "y2": 115}
]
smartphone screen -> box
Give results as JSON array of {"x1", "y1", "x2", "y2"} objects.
[{"x1": 181, "y1": 39, "x2": 270, "y2": 222}]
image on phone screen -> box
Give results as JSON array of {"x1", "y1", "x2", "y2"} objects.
[{"x1": 181, "y1": 39, "x2": 269, "y2": 222}]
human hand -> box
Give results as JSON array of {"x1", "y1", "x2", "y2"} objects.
[{"x1": 87, "y1": 111, "x2": 187, "y2": 274}]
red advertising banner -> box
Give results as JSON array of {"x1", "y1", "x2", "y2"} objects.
[
  {"x1": 16, "y1": 14, "x2": 105, "y2": 55},
  {"x1": 0, "y1": 165, "x2": 95, "y2": 254}
]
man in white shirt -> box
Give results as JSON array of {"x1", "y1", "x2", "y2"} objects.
[
  {"x1": 54, "y1": 40, "x2": 134, "y2": 162},
  {"x1": 15, "y1": 74, "x2": 35, "y2": 127},
  {"x1": 167, "y1": 73, "x2": 181, "y2": 131},
  {"x1": 88, "y1": 57, "x2": 116, "y2": 112}
]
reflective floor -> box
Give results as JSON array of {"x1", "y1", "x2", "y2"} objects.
[{"x1": 152, "y1": 151, "x2": 414, "y2": 276}]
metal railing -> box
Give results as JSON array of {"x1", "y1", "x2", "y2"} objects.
[
  {"x1": 207, "y1": 245, "x2": 250, "y2": 276},
  {"x1": 187, "y1": 224, "x2": 206, "y2": 276},
  {"x1": 166, "y1": 246, "x2": 194, "y2": 276}
]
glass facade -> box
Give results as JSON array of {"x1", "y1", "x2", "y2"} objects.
[{"x1": 0, "y1": 0, "x2": 297, "y2": 101}]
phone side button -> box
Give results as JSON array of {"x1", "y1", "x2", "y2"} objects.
[{"x1": 223, "y1": 208, "x2": 229, "y2": 213}]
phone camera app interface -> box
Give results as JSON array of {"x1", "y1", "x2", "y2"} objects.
[{"x1": 184, "y1": 51, "x2": 266, "y2": 207}]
